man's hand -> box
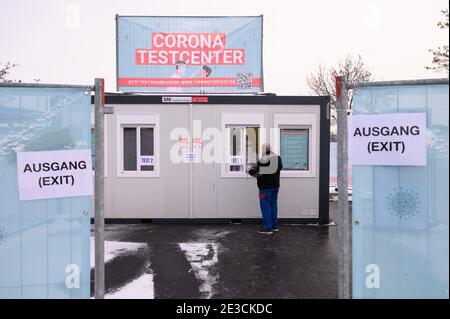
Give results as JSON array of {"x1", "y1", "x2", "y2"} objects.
[{"x1": 247, "y1": 164, "x2": 258, "y2": 177}]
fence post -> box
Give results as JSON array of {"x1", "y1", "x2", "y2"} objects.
[
  {"x1": 94, "y1": 78, "x2": 105, "y2": 299},
  {"x1": 336, "y1": 75, "x2": 350, "y2": 299}
]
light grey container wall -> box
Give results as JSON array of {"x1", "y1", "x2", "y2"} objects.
[
  {"x1": 94, "y1": 95, "x2": 329, "y2": 221},
  {"x1": 105, "y1": 104, "x2": 190, "y2": 218}
]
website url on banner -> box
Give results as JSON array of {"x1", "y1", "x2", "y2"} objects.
[{"x1": 118, "y1": 77, "x2": 261, "y2": 87}]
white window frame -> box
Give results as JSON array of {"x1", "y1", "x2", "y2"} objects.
[
  {"x1": 221, "y1": 113, "x2": 265, "y2": 178},
  {"x1": 274, "y1": 113, "x2": 317, "y2": 178},
  {"x1": 116, "y1": 114, "x2": 160, "y2": 178}
]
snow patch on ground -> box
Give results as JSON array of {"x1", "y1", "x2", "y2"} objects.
[
  {"x1": 105, "y1": 273, "x2": 154, "y2": 299},
  {"x1": 179, "y1": 242, "x2": 220, "y2": 299},
  {"x1": 90, "y1": 237, "x2": 154, "y2": 299},
  {"x1": 195, "y1": 229, "x2": 233, "y2": 240},
  {"x1": 90, "y1": 237, "x2": 147, "y2": 267},
  {"x1": 285, "y1": 220, "x2": 337, "y2": 226}
]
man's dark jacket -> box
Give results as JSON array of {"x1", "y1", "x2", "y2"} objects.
[{"x1": 248, "y1": 152, "x2": 283, "y2": 189}]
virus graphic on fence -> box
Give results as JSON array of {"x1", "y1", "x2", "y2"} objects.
[
  {"x1": 387, "y1": 187, "x2": 421, "y2": 220},
  {"x1": 0, "y1": 225, "x2": 6, "y2": 245}
]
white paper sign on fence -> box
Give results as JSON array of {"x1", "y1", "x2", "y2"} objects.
[
  {"x1": 16, "y1": 149, "x2": 93, "y2": 201},
  {"x1": 349, "y1": 112, "x2": 427, "y2": 166}
]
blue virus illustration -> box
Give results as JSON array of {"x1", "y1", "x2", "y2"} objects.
[
  {"x1": 386, "y1": 187, "x2": 421, "y2": 220},
  {"x1": 0, "y1": 226, "x2": 6, "y2": 245}
]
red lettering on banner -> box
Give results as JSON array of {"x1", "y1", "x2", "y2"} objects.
[
  {"x1": 151, "y1": 33, "x2": 226, "y2": 51},
  {"x1": 136, "y1": 49, "x2": 245, "y2": 65},
  {"x1": 135, "y1": 32, "x2": 245, "y2": 65}
]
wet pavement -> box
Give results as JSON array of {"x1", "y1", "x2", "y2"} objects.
[{"x1": 91, "y1": 201, "x2": 350, "y2": 299}]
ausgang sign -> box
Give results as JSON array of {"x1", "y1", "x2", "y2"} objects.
[
  {"x1": 349, "y1": 113, "x2": 427, "y2": 166},
  {"x1": 16, "y1": 149, "x2": 93, "y2": 201}
]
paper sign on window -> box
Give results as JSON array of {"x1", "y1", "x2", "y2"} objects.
[
  {"x1": 179, "y1": 137, "x2": 189, "y2": 153},
  {"x1": 193, "y1": 138, "x2": 203, "y2": 152},
  {"x1": 229, "y1": 156, "x2": 244, "y2": 165},
  {"x1": 139, "y1": 155, "x2": 155, "y2": 166},
  {"x1": 183, "y1": 152, "x2": 200, "y2": 163}
]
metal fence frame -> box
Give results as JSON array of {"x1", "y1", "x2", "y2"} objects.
[
  {"x1": 337, "y1": 76, "x2": 449, "y2": 299},
  {"x1": 0, "y1": 80, "x2": 105, "y2": 299}
]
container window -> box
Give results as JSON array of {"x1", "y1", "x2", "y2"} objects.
[
  {"x1": 229, "y1": 127, "x2": 244, "y2": 171},
  {"x1": 123, "y1": 127, "x2": 137, "y2": 171},
  {"x1": 117, "y1": 114, "x2": 159, "y2": 178},
  {"x1": 140, "y1": 127, "x2": 154, "y2": 171},
  {"x1": 226, "y1": 126, "x2": 260, "y2": 173},
  {"x1": 246, "y1": 126, "x2": 259, "y2": 165},
  {"x1": 122, "y1": 126, "x2": 155, "y2": 172},
  {"x1": 280, "y1": 128, "x2": 309, "y2": 170},
  {"x1": 221, "y1": 113, "x2": 264, "y2": 178}
]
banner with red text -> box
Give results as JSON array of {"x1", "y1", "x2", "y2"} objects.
[{"x1": 116, "y1": 16, "x2": 263, "y2": 93}]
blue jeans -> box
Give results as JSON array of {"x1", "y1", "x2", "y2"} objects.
[{"x1": 259, "y1": 188, "x2": 279, "y2": 231}]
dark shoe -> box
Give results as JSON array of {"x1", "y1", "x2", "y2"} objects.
[
  {"x1": 257, "y1": 229, "x2": 274, "y2": 235},
  {"x1": 271, "y1": 228, "x2": 279, "y2": 232}
]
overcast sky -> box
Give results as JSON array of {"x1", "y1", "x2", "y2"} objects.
[{"x1": 0, "y1": 0, "x2": 448, "y2": 94}]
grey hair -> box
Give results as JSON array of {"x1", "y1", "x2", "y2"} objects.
[{"x1": 262, "y1": 143, "x2": 271, "y2": 154}]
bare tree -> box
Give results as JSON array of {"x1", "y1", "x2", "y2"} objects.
[
  {"x1": 0, "y1": 62, "x2": 19, "y2": 82},
  {"x1": 307, "y1": 55, "x2": 373, "y2": 140},
  {"x1": 426, "y1": 9, "x2": 449, "y2": 73}
]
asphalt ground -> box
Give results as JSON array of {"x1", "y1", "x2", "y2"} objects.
[{"x1": 91, "y1": 201, "x2": 352, "y2": 299}]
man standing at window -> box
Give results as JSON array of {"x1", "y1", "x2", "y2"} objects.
[{"x1": 248, "y1": 143, "x2": 283, "y2": 235}]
